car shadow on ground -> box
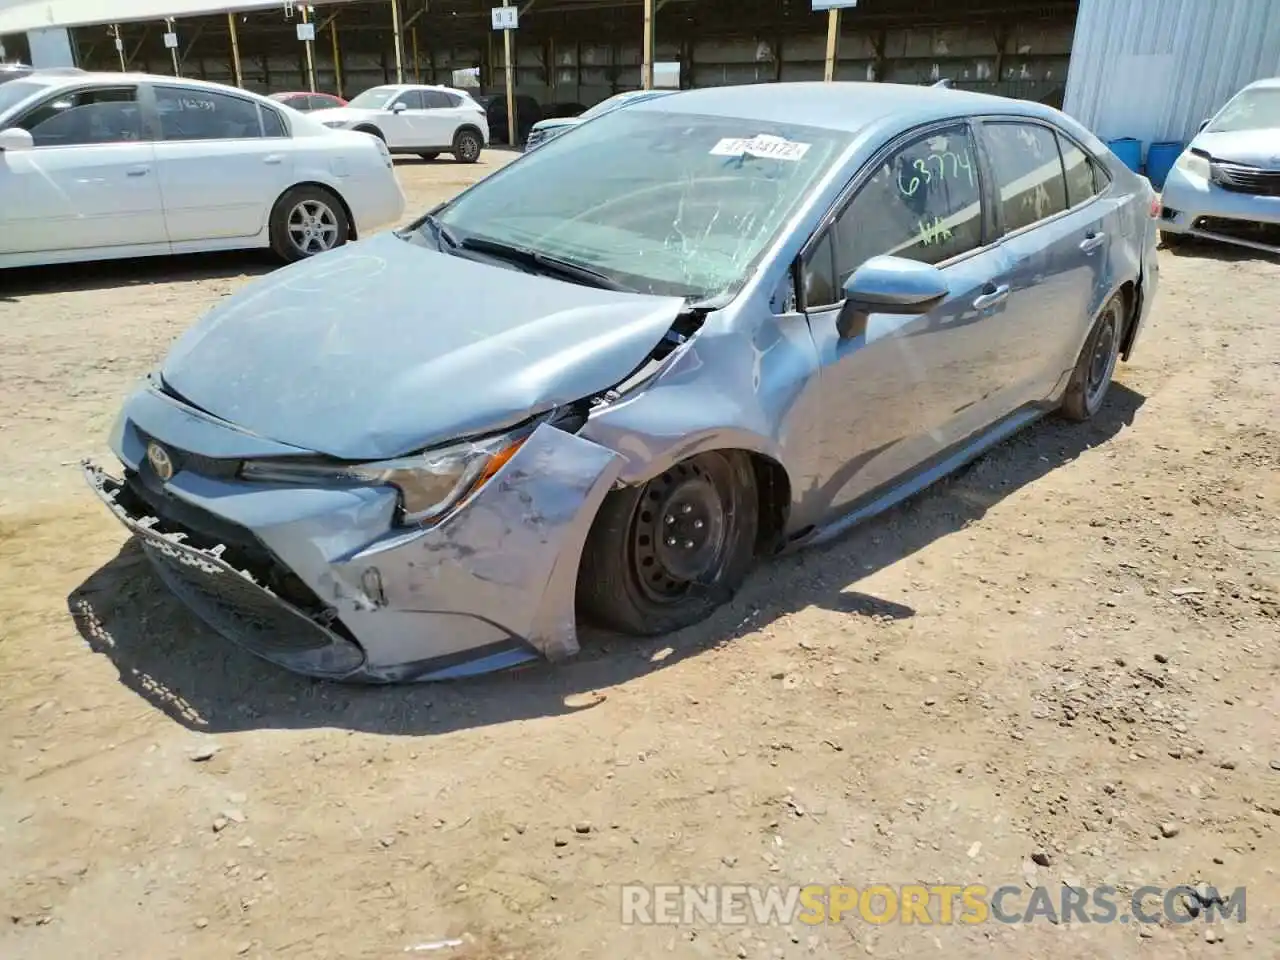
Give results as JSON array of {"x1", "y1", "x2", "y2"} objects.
[
  {"x1": 67, "y1": 384, "x2": 1146, "y2": 737},
  {"x1": 0, "y1": 251, "x2": 276, "y2": 301},
  {"x1": 1162, "y1": 239, "x2": 1280, "y2": 264}
]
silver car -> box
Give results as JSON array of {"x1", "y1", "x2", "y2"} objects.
[
  {"x1": 1158, "y1": 77, "x2": 1280, "y2": 254},
  {"x1": 524, "y1": 89, "x2": 676, "y2": 150},
  {"x1": 85, "y1": 81, "x2": 1161, "y2": 683}
]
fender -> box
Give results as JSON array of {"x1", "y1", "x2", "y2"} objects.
[{"x1": 580, "y1": 316, "x2": 822, "y2": 525}]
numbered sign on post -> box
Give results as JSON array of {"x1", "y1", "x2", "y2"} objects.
[
  {"x1": 811, "y1": 0, "x2": 858, "y2": 8},
  {"x1": 491, "y1": 6, "x2": 518, "y2": 30},
  {"x1": 296, "y1": 22, "x2": 315, "y2": 41},
  {"x1": 163, "y1": 32, "x2": 179, "y2": 48}
]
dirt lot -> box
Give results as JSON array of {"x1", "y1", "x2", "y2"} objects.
[{"x1": 1, "y1": 155, "x2": 1277, "y2": 960}]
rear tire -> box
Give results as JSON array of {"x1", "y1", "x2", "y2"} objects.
[
  {"x1": 418, "y1": 151, "x2": 439, "y2": 161},
  {"x1": 268, "y1": 185, "x2": 350, "y2": 263},
  {"x1": 1059, "y1": 292, "x2": 1123, "y2": 422},
  {"x1": 577, "y1": 451, "x2": 759, "y2": 636},
  {"x1": 452, "y1": 128, "x2": 482, "y2": 164}
]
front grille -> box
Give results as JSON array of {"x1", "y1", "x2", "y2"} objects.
[
  {"x1": 136, "y1": 429, "x2": 241, "y2": 479},
  {"x1": 1210, "y1": 161, "x2": 1280, "y2": 197},
  {"x1": 87, "y1": 464, "x2": 365, "y2": 679}
]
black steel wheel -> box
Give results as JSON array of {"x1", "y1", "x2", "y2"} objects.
[
  {"x1": 1060, "y1": 292, "x2": 1123, "y2": 422},
  {"x1": 578, "y1": 451, "x2": 759, "y2": 636}
]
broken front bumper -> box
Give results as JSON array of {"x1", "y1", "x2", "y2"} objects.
[
  {"x1": 1160, "y1": 164, "x2": 1280, "y2": 254},
  {"x1": 83, "y1": 420, "x2": 625, "y2": 683}
]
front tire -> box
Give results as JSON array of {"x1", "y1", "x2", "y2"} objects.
[
  {"x1": 418, "y1": 151, "x2": 439, "y2": 161},
  {"x1": 1059, "y1": 292, "x2": 1124, "y2": 422},
  {"x1": 577, "y1": 451, "x2": 759, "y2": 636},
  {"x1": 268, "y1": 185, "x2": 350, "y2": 263},
  {"x1": 452, "y1": 128, "x2": 482, "y2": 164}
]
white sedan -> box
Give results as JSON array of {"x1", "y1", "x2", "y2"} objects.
[
  {"x1": 0, "y1": 71, "x2": 406, "y2": 269},
  {"x1": 309, "y1": 84, "x2": 489, "y2": 163}
]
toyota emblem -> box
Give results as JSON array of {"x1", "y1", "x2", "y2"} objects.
[{"x1": 146, "y1": 441, "x2": 174, "y2": 481}]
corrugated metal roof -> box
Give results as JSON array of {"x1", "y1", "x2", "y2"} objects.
[
  {"x1": 0, "y1": 0, "x2": 348, "y2": 35},
  {"x1": 1063, "y1": 0, "x2": 1280, "y2": 149}
]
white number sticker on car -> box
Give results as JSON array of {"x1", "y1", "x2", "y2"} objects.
[{"x1": 710, "y1": 134, "x2": 811, "y2": 162}]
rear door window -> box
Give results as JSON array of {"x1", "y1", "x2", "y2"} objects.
[
  {"x1": 421, "y1": 90, "x2": 454, "y2": 109},
  {"x1": 155, "y1": 85, "x2": 266, "y2": 140},
  {"x1": 981, "y1": 121, "x2": 1069, "y2": 233}
]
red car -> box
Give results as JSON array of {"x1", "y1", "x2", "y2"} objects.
[{"x1": 269, "y1": 91, "x2": 347, "y2": 112}]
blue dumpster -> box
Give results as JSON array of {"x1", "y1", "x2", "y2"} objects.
[
  {"x1": 1105, "y1": 137, "x2": 1142, "y2": 173},
  {"x1": 1145, "y1": 141, "x2": 1184, "y2": 190}
]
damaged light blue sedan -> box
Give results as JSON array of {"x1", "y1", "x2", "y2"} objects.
[{"x1": 85, "y1": 81, "x2": 1161, "y2": 682}]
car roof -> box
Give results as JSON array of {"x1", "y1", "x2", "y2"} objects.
[{"x1": 638, "y1": 80, "x2": 1058, "y2": 133}]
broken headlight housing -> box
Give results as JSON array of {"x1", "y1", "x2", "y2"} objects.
[{"x1": 239, "y1": 429, "x2": 529, "y2": 525}]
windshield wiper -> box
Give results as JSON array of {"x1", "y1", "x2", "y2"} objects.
[
  {"x1": 456, "y1": 235, "x2": 634, "y2": 292},
  {"x1": 418, "y1": 213, "x2": 460, "y2": 251}
]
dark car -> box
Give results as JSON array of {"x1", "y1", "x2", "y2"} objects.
[
  {"x1": 475, "y1": 93, "x2": 542, "y2": 145},
  {"x1": 542, "y1": 101, "x2": 586, "y2": 120}
]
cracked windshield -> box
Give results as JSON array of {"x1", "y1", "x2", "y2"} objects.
[{"x1": 433, "y1": 109, "x2": 849, "y2": 299}]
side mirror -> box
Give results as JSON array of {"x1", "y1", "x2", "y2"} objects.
[
  {"x1": 837, "y1": 255, "x2": 949, "y2": 339},
  {"x1": 1198, "y1": 118, "x2": 1210, "y2": 133},
  {"x1": 391, "y1": 101, "x2": 408, "y2": 113},
  {"x1": 0, "y1": 127, "x2": 34, "y2": 152}
]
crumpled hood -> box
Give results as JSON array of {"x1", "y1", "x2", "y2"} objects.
[
  {"x1": 1193, "y1": 128, "x2": 1280, "y2": 168},
  {"x1": 159, "y1": 231, "x2": 686, "y2": 461}
]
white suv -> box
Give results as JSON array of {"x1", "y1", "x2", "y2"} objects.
[{"x1": 310, "y1": 84, "x2": 489, "y2": 163}]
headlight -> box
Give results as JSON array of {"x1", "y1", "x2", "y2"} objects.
[
  {"x1": 239, "y1": 430, "x2": 528, "y2": 525},
  {"x1": 1175, "y1": 150, "x2": 1211, "y2": 180}
]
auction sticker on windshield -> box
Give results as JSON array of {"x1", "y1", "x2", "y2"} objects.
[{"x1": 710, "y1": 134, "x2": 811, "y2": 162}]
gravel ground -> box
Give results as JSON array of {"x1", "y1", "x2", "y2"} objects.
[{"x1": 0, "y1": 155, "x2": 1277, "y2": 960}]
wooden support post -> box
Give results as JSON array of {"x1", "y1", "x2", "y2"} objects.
[
  {"x1": 302, "y1": 3, "x2": 316, "y2": 91},
  {"x1": 390, "y1": 0, "x2": 405, "y2": 84},
  {"x1": 227, "y1": 12, "x2": 242, "y2": 86},
  {"x1": 412, "y1": 26, "x2": 420, "y2": 82},
  {"x1": 823, "y1": 8, "x2": 840, "y2": 82},
  {"x1": 330, "y1": 16, "x2": 343, "y2": 97},
  {"x1": 642, "y1": 0, "x2": 654, "y2": 90},
  {"x1": 503, "y1": 0, "x2": 516, "y2": 145}
]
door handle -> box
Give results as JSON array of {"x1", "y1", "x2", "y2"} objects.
[
  {"x1": 1080, "y1": 231, "x2": 1107, "y2": 252},
  {"x1": 125, "y1": 165, "x2": 149, "y2": 177},
  {"x1": 972, "y1": 283, "x2": 1010, "y2": 310},
  {"x1": 263, "y1": 154, "x2": 284, "y2": 165}
]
